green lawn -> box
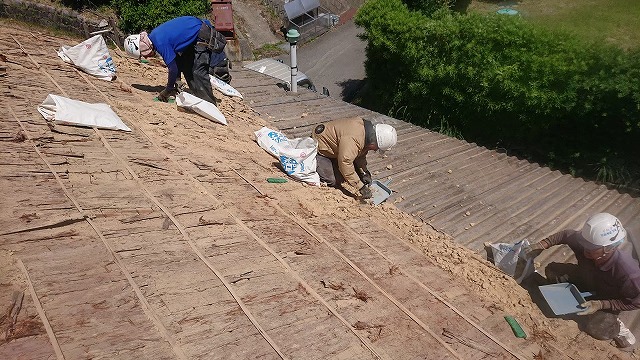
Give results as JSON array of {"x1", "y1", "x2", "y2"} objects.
[{"x1": 469, "y1": 0, "x2": 640, "y2": 50}]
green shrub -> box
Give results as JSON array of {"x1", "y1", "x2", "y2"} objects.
[
  {"x1": 401, "y1": 0, "x2": 471, "y2": 15},
  {"x1": 60, "y1": 0, "x2": 111, "y2": 10},
  {"x1": 356, "y1": 0, "x2": 640, "y2": 187},
  {"x1": 402, "y1": 0, "x2": 452, "y2": 15},
  {"x1": 113, "y1": 0, "x2": 210, "y2": 33}
]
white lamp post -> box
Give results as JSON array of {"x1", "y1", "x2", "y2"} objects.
[{"x1": 286, "y1": 29, "x2": 300, "y2": 92}]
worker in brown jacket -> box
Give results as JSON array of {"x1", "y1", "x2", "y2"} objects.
[{"x1": 311, "y1": 117, "x2": 397, "y2": 198}]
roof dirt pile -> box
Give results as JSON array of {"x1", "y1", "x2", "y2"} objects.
[{"x1": 0, "y1": 19, "x2": 635, "y2": 360}]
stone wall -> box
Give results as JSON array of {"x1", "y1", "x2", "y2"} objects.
[
  {"x1": 0, "y1": 0, "x2": 119, "y2": 40},
  {"x1": 262, "y1": 0, "x2": 285, "y2": 19}
]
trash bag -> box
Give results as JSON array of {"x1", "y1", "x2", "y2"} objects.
[
  {"x1": 489, "y1": 240, "x2": 535, "y2": 284},
  {"x1": 255, "y1": 127, "x2": 320, "y2": 185},
  {"x1": 57, "y1": 35, "x2": 116, "y2": 81}
]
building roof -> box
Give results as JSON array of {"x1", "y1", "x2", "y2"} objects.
[{"x1": 0, "y1": 20, "x2": 637, "y2": 359}]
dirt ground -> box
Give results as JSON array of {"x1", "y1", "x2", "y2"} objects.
[
  {"x1": 232, "y1": 0, "x2": 283, "y2": 50},
  {"x1": 0, "y1": 18, "x2": 637, "y2": 360}
]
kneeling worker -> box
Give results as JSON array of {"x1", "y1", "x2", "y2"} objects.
[
  {"x1": 124, "y1": 16, "x2": 227, "y2": 103},
  {"x1": 311, "y1": 117, "x2": 397, "y2": 199},
  {"x1": 525, "y1": 213, "x2": 639, "y2": 349}
]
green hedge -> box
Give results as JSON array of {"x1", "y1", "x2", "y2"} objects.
[
  {"x1": 112, "y1": 0, "x2": 210, "y2": 33},
  {"x1": 355, "y1": 0, "x2": 640, "y2": 187},
  {"x1": 59, "y1": 0, "x2": 111, "y2": 10},
  {"x1": 402, "y1": 0, "x2": 452, "y2": 14}
]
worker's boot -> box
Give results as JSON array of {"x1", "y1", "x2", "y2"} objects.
[{"x1": 614, "y1": 319, "x2": 636, "y2": 348}]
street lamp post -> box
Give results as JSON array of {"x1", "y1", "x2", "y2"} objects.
[{"x1": 286, "y1": 29, "x2": 300, "y2": 93}]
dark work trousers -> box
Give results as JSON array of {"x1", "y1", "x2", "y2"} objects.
[
  {"x1": 316, "y1": 154, "x2": 344, "y2": 187},
  {"x1": 175, "y1": 44, "x2": 216, "y2": 105},
  {"x1": 545, "y1": 262, "x2": 621, "y2": 340}
]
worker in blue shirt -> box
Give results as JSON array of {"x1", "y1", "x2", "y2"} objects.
[{"x1": 124, "y1": 16, "x2": 227, "y2": 103}]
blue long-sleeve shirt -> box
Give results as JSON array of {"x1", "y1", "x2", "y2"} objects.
[{"x1": 148, "y1": 16, "x2": 212, "y2": 90}]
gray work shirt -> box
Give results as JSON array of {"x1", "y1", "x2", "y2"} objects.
[{"x1": 547, "y1": 229, "x2": 640, "y2": 311}]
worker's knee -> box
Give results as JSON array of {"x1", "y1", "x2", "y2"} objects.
[
  {"x1": 318, "y1": 168, "x2": 337, "y2": 187},
  {"x1": 323, "y1": 174, "x2": 338, "y2": 187},
  {"x1": 316, "y1": 156, "x2": 338, "y2": 187},
  {"x1": 544, "y1": 262, "x2": 576, "y2": 283},
  {"x1": 582, "y1": 312, "x2": 619, "y2": 340},
  {"x1": 187, "y1": 74, "x2": 215, "y2": 104}
]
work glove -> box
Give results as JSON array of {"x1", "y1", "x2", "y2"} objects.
[
  {"x1": 359, "y1": 185, "x2": 373, "y2": 200},
  {"x1": 157, "y1": 87, "x2": 176, "y2": 102},
  {"x1": 523, "y1": 242, "x2": 546, "y2": 259},
  {"x1": 577, "y1": 300, "x2": 603, "y2": 316},
  {"x1": 555, "y1": 274, "x2": 570, "y2": 283},
  {"x1": 361, "y1": 170, "x2": 372, "y2": 186}
]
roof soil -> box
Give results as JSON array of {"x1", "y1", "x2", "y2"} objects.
[{"x1": 0, "y1": 20, "x2": 634, "y2": 360}]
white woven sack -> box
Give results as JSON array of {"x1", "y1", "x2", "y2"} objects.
[
  {"x1": 209, "y1": 75, "x2": 243, "y2": 98},
  {"x1": 176, "y1": 92, "x2": 227, "y2": 125},
  {"x1": 254, "y1": 127, "x2": 320, "y2": 185},
  {"x1": 490, "y1": 239, "x2": 535, "y2": 284},
  {"x1": 278, "y1": 137, "x2": 320, "y2": 185},
  {"x1": 37, "y1": 94, "x2": 131, "y2": 131},
  {"x1": 57, "y1": 35, "x2": 116, "y2": 81}
]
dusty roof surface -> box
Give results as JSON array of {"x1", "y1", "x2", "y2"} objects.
[{"x1": 0, "y1": 20, "x2": 636, "y2": 360}]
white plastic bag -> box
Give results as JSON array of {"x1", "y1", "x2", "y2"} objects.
[
  {"x1": 176, "y1": 92, "x2": 227, "y2": 125},
  {"x1": 57, "y1": 35, "x2": 116, "y2": 81},
  {"x1": 37, "y1": 94, "x2": 131, "y2": 131},
  {"x1": 210, "y1": 75, "x2": 243, "y2": 98},
  {"x1": 254, "y1": 127, "x2": 320, "y2": 185},
  {"x1": 490, "y1": 240, "x2": 535, "y2": 284}
]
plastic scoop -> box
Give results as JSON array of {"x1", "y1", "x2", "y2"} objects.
[{"x1": 267, "y1": 177, "x2": 287, "y2": 183}]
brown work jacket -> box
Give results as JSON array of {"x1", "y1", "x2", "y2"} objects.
[{"x1": 312, "y1": 117, "x2": 371, "y2": 190}]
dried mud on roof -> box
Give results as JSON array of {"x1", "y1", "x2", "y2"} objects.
[{"x1": 0, "y1": 20, "x2": 633, "y2": 360}]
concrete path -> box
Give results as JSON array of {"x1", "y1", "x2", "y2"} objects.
[
  {"x1": 294, "y1": 20, "x2": 367, "y2": 101},
  {"x1": 233, "y1": 0, "x2": 366, "y2": 102}
]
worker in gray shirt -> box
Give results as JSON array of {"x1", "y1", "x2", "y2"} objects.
[{"x1": 525, "y1": 213, "x2": 640, "y2": 349}]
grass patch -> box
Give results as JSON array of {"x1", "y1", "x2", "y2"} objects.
[
  {"x1": 252, "y1": 42, "x2": 286, "y2": 59},
  {"x1": 469, "y1": 0, "x2": 640, "y2": 50}
]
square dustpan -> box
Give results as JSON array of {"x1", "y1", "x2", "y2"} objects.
[
  {"x1": 370, "y1": 179, "x2": 392, "y2": 205},
  {"x1": 538, "y1": 283, "x2": 593, "y2": 315}
]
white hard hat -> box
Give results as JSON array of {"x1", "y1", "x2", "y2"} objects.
[
  {"x1": 581, "y1": 212, "x2": 626, "y2": 248},
  {"x1": 375, "y1": 124, "x2": 397, "y2": 151},
  {"x1": 124, "y1": 34, "x2": 141, "y2": 58}
]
